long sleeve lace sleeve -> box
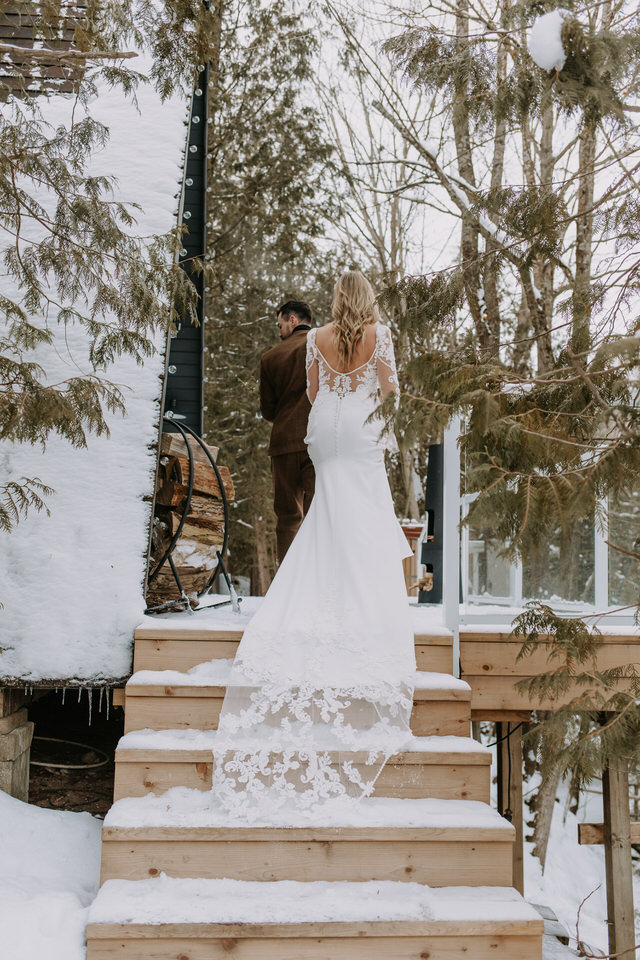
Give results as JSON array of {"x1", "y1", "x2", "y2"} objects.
[
  {"x1": 376, "y1": 324, "x2": 399, "y2": 400},
  {"x1": 306, "y1": 330, "x2": 319, "y2": 404}
]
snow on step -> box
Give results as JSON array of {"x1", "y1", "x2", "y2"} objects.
[
  {"x1": 116, "y1": 729, "x2": 488, "y2": 755},
  {"x1": 134, "y1": 597, "x2": 451, "y2": 638},
  {"x1": 122, "y1": 666, "x2": 471, "y2": 737},
  {"x1": 126, "y1": 661, "x2": 470, "y2": 693},
  {"x1": 89, "y1": 876, "x2": 540, "y2": 925},
  {"x1": 99, "y1": 791, "x2": 515, "y2": 886},
  {"x1": 105, "y1": 789, "x2": 510, "y2": 831},
  {"x1": 86, "y1": 879, "x2": 544, "y2": 959},
  {"x1": 113, "y1": 732, "x2": 492, "y2": 802}
]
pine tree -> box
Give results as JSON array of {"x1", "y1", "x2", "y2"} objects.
[
  {"x1": 0, "y1": 0, "x2": 218, "y2": 530},
  {"x1": 202, "y1": 0, "x2": 338, "y2": 589},
  {"x1": 373, "y1": 0, "x2": 640, "y2": 825}
]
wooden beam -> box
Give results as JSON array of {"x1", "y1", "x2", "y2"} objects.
[
  {"x1": 578, "y1": 822, "x2": 640, "y2": 845},
  {"x1": 496, "y1": 722, "x2": 524, "y2": 895},
  {"x1": 603, "y1": 757, "x2": 636, "y2": 958}
]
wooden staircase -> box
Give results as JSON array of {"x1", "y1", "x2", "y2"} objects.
[{"x1": 87, "y1": 619, "x2": 545, "y2": 959}]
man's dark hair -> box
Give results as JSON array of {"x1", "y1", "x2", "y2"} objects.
[{"x1": 277, "y1": 300, "x2": 313, "y2": 325}]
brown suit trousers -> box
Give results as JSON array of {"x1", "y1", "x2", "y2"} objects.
[
  {"x1": 260, "y1": 326, "x2": 315, "y2": 562},
  {"x1": 271, "y1": 450, "x2": 315, "y2": 563}
]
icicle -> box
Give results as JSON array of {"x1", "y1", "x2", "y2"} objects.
[
  {"x1": 87, "y1": 688, "x2": 92, "y2": 725},
  {"x1": 98, "y1": 687, "x2": 104, "y2": 714},
  {"x1": 62, "y1": 688, "x2": 66, "y2": 705},
  {"x1": 106, "y1": 690, "x2": 110, "y2": 721},
  {"x1": 24, "y1": 685, "x2": 28, "y2": 695},
  {"x1": 77, "y1": 687, "x2": 82, "y2": 702}
]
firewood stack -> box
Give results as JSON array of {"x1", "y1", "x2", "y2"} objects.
[{"x1": 146, "y1": 433, "x2": 235, "y2": 609}]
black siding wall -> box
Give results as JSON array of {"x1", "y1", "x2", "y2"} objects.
[{"x1": 164, "y1": 66, "x2": 208, "y2": 435}]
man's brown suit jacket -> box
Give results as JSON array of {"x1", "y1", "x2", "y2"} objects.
[{"x1": 260, "y1": 326, "x2": 312, "y2": 456}]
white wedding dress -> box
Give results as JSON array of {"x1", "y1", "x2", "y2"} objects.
[{"x1": 212, "y1": 323, "x2": 416, "y2": 818}]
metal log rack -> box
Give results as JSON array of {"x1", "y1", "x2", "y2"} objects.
[{"x1": 145, "y1": 415, "x2": 240, "y2": 616}]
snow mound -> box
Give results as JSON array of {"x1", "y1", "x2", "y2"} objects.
[
  {"x1": 528, "y1": 9, "x2": 569, "y2": 72},
  {"x1": 0, "y1": 790, "x2": 102, "y2": 960}
]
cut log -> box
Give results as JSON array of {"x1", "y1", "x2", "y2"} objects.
[
  {"x1": 167, "y1": 457, "x2": 234, "y2": 501},
  {"x1": 146, "y1": 565, "x2": 215, "y2": 606},
  {"x1": 160, "y1": 433, "x2": 219, "y2": 467},
  {"x1": 156, "y1": 487, "x2": 226, "y2": 526},
  {"x1": 168, "y1": 512, "x2": 225, "y2": 543}
]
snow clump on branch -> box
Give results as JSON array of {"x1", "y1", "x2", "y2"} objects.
[{"x1": 528, "y1": 9, "x2": 569, "y2": 72}]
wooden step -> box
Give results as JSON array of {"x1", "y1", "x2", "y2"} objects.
[
  {"x1": 113, "y1": 732, "x2": 491, "y2": 802},
  {"x1": 100, "y1": 794, "x2": 514, "y2": 886},
  {"x1": 133, "y1": 603, "x2": 453, "y2": 674},
  {"x1": 123, "y1": 667, "x2": 471, "y2": 737},
  {"x1": 134, "y1": 632, "x2": 453, "y2": 674},
  {"x1": 87, "y1": 878, "x2": 543, "y2": 959}
]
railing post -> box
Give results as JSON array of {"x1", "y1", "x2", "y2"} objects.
[{"x1": 443, "y1": 417, "x2": 461, "y2": 676}]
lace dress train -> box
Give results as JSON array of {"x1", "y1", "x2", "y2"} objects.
[{"x1": 212, "y1": 324, "x2": 416, "y2": 819}]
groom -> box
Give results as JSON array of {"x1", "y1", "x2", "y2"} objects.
[{"x1": 260, "y1": 300, "x2": 315, "y2": 564}]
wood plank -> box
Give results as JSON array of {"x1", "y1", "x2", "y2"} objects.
[
  {"x1": 133, "y1": 624, "x2": 452, "y2": 643},
  {"x1": 86, "y1": 919, "x2": 544, "y2": 938},
  {"x1": 461, "y1": 630, "x2": 639, "y2": 645},
  {"x1": 100, "y1": 837, "x2": 513, "y2": 885},
  {"x1": 496, "y1": 722, "x2": 524, "y2": 896},
  {"x1": 112, "y1": 756, "x2": 490, "y2": 803},
  {"x1": 467, "y1": 675, "x2": 630, "y2": 712},
  {"x1": 133, "y1": 637, "x2": 453, "y2": 674},
  {"x1": 0, "y1": 707, "x2": 28, "y2": 734},
  {"x1": 123, "y1": 694, "x2": 470, "y2": 737},
  {"x1": 114, "y1": 747, "x2": 490, "y2": 767},
  {"x1": 87, "y1": 933, "x2": 543, "y2": 960},
  {"x1": 472, "y1": 710, "x2": 531, "y2": 722},
  {"x1": 461, "y1": 640, "x2": 640, "y2": 676},
  {"x1": 112, "y1": 689, "x2": 125, "y2": 708},
  {"x1": 0, "y1": 689, "x2": 27, "y2": 718},
  {"x1": 578, "y1": 822, "x2": 640, "y2": 845},
  {"x1": 124, "y1": 683, "x2": 470, "y2": 703},
  {"x1": 102, "y1": 824, "x2": 514, "y2": 842},
  {"x1": 603, "y1": 758, "x2": 636, "y2": 958}
]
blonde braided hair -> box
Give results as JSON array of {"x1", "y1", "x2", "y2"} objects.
[{"x1": 331, "y1": 271, "x2": 380, "y2": 367}]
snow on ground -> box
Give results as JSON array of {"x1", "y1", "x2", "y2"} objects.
[
  {"x1": 0, "y1": 62, "x2": 188, "y2": 682},
  {"x1": 0, "y1": 789, "x2": 102, "y2": 960},
  {"x1": 522, "y1": 782, "x2": 640, "y2": 954}
]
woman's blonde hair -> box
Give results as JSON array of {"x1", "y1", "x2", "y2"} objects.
[{"x1": 331, "y1": 270, "x2": 380, "y2": 367}]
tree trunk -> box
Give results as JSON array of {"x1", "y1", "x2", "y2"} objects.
[
  {"x1": 453, "y1": 0, "x2": 483, "y2": 347},
  {"x1": 253, "y1": 513, "x2": 272, "y2": 596},
  {"x1": 571, "y1": 122, "x2": 596, "y2": 352},
  {"x1": 483, "y1": 0, "x2": 508, "y2": 356},
  {"x1": 531, "y1": 756, "x2": 563, "y2": 871}
]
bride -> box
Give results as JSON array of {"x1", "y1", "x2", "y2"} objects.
[{"x1": 212, "y1": 270, "x2": 417, "y2": 818}]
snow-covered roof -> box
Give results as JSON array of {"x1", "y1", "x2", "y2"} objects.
[{"x1": 0, "y1": 62, "x2": 189, "y2": 684}]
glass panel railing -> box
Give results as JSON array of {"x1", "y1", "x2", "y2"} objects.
[{"x1": 608, "y1": 490, "x2": 640, "y2": 607}]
